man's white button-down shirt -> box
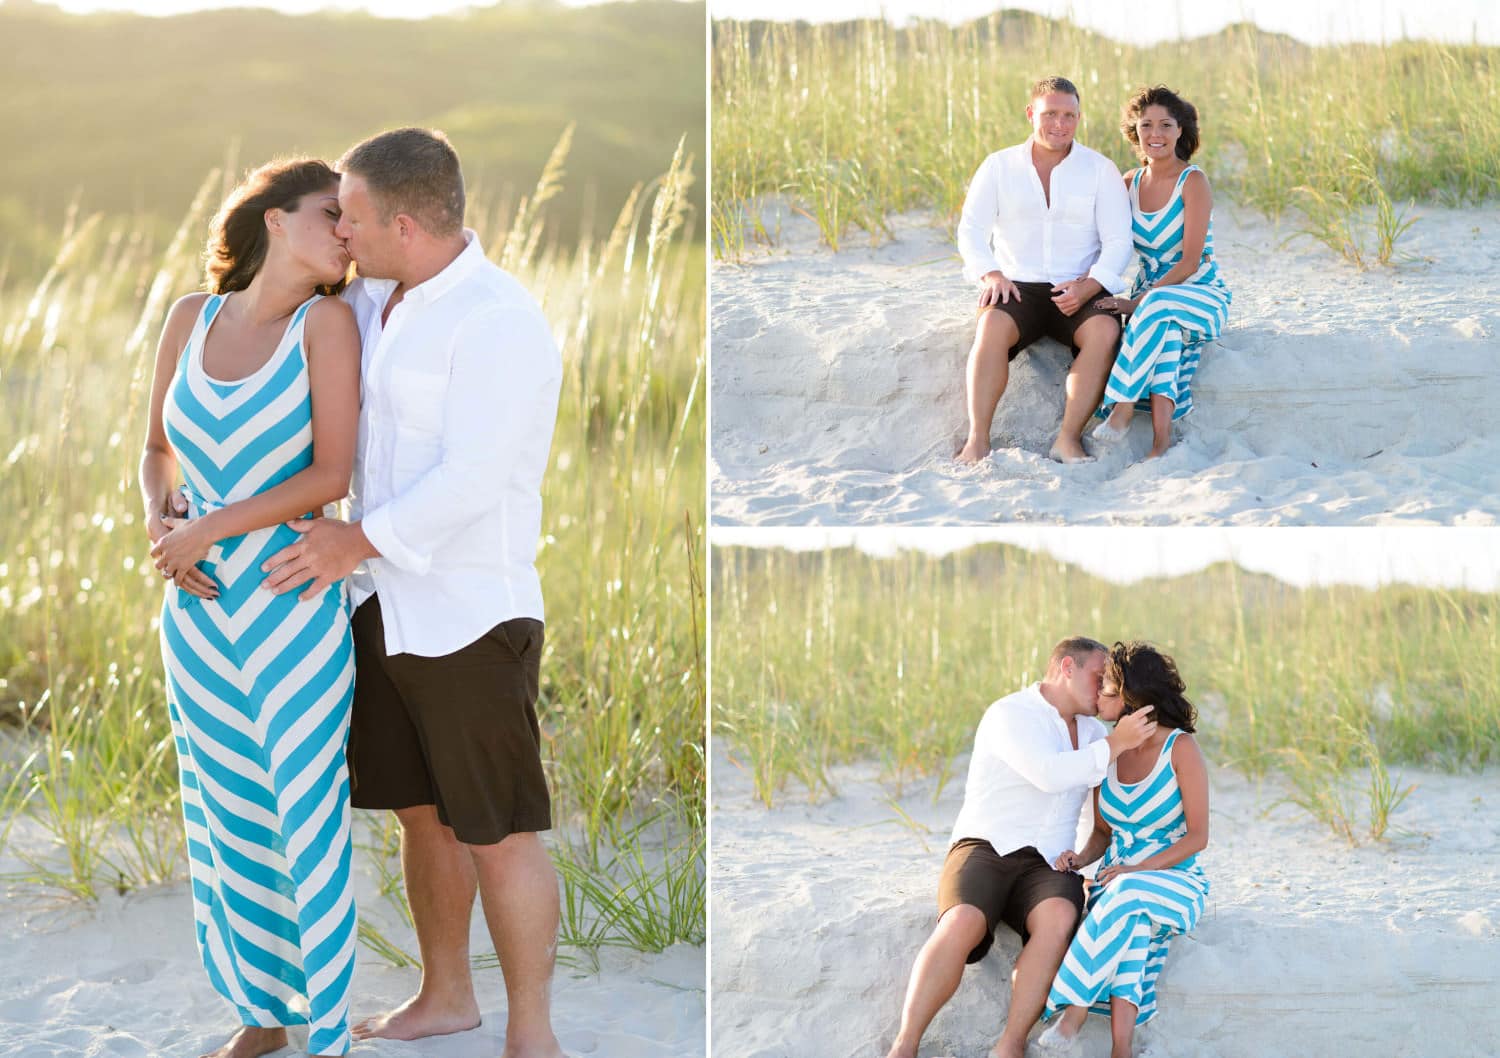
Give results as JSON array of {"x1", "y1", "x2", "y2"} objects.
[
  {"x1": 344, "y1": 230, "x2": 562, "y2": 658},
  {"x1": 949, "y1": 683, "x2": 1111, "y2": 864},
  {"x1": 957, "y1": 138, "x2": 1133, "y2": 294}
]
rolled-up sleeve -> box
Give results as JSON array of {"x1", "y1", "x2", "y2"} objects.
[
  {"x1": 1086, "y1": 159, "x2": 1134, "y2": 295},
  {"x1": 361, "y1": 305, "x2": 562, "y2": 574},
  {"x1": 992, "y1": 706, "x2": 1110, "y2": 793},
  {"x1": 957, "y1": 154, "x2": 1003, "y2": 284}
]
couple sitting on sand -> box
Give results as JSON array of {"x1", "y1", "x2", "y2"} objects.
[
  {"x1": 886, "y1": 638, "x2": 1209, "y2": 1058},
  {"x1": 955, "y1": 76, "x2": 1232, "y2": 466}
]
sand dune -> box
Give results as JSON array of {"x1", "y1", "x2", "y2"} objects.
[
  {"x1": 710, "y1": 747, "x2": 1500, "y2": 1058},
  {"x1": 710, "y1": 203, "x2": 1500, "y2": 525},
  {"x1": 0, "y1": 821, "x2": 704, "y2": 1058}
]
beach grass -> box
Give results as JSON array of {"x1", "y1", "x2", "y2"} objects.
[
  {"x1": 711, "y1": 15, "x2": 1500, "y2": 262},
  {"x1": 0, "y1": 134, "x2": 706, "y2": 958},
  {"x1": 711, "y1": 544, "x2": 1498, "y2": 841}
]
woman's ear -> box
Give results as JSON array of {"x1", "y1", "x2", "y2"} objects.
[{"x1": 264, "y1": 207, "x2": 284, "y2": 235}]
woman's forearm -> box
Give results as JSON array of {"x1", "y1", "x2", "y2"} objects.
[
  {"x1": 1077, "y1": 824, "x2": 1112, "y2": 867},
  {"x1": 139, "y1": 446, "x2": 179, "y2": 517},
  {"x1": 194, "y1": 461, "x2": 351, "y2": 545}
]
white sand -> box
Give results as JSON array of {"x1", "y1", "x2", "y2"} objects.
[
  {"x1": 0, "y1": 819, "x2": 704, "y2": 1058},
  {"x1": 710, "y1": 202, "x2": 1500, "y2": 525},
  {"x1": 710, "y1": 745, "x2": 1500, "y2": 1058}
]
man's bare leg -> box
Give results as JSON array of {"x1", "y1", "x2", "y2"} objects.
[
  {"x1": 1108, "y1": 996, "x2": 1138, "y2": 1058},
  {"x1": 199, "y1": 1026, "x2": 286, "y2": 1058},
  {"x1": 884, "y1": 904, "x2": 988, "y2": 1058},
  {"x1": 957, "y1": 310, "x2": 1020, "y2": 463},
  {"x1": 1147, "y1": 393, "x2": 1174, "y2": 459},
  {"x1": 989, "y1": 897, "x2": 1079, "y2": 1058},
  {"x1": 1052, "y1": 315, "x2": 1120, "y2": 462},
  {"x1": 470, "y1": 831, "x2": 565, "y2": 1058},
  {"x1": 353, "y1": 805, "x2": 482, "y2": 1041}
]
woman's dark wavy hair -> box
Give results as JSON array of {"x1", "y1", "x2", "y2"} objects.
[
  {"x1": 1107, "y1": 641, "x2": 1196, "y2": 732},
  {"x1": 204, "y1": 158, "x2": 346, "y2": 295},
  {"x1": 1121, "y1": 85, "x2": 1200, "y2": 161}
]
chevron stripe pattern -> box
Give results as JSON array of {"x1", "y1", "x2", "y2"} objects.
[
  {"x1": 1100, "y1": 164, "x2": 1232, "y2": 422},
  {"x1": 1044, "y1": 730, "x2": 1209, "y2": 1027},
  {"x1": 160, "y1": 293, "x2": 357, "y2": 1056}
]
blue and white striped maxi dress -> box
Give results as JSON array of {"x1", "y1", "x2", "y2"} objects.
[
  {"x1": 160, "y1": 292, "x2": 357, "y2": 1056},
  {"x1": 1045, "y1": 729, "x2": 1209, "y2": 1026},
  {"x1": 1100, "y1": 165, "x2": 1232, "y2": 421}
]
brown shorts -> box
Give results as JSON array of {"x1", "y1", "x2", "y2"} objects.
[
  {"x1": 347, "y1": 595, "x2": 551, "y2": 845},
  {"x1": 937, "y1": 839, "x2": 1085, "y2": 963},
  {"x1": 978, "y1": 280, "x2": 1120, "y2": 361}
]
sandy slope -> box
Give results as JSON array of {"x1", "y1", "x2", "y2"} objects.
[
  {"x1": 710, "y1": 203, "x2": 1500, "y2": 525},
  {"x1": 0, "y1": 821, "x2": 704, "y2": 1058},
  {"x1": 710, "y1": 746, "x2": 1500, "y2": 1058}
]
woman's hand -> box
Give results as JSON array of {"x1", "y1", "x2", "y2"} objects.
[
  {"x1": 1053, "y1": 850, "x2": 1082, "y2": 872},
  {"x1": 1094, "y1": 863, "x2": 1137, "y2": 886},
  {"x1": 150, "y1": 516, "x2": 219, "y2": 599},
  {"x1": 1094, "y1": 295, "x2": 1139, "y2": 315}
]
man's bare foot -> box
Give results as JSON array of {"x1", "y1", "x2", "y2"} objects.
[
  {"x1": 352, "y1": 993, "x2": 481, "y2": 1042},
  {"x1": 1145, "y1": 442, "x2": 1170, "y2": 460},
  {"x1": 955, "y1": 436, "x2": 991, "y2": 464},
  {"x1": 1035, "y1": 1009, "x2": 1086, "y2": 1052},
  {"x1": 503, "y1": 1037, "x2": 568, "y2": 1058},
  {"x1": 988, "y1": 1037, "x2": 1025, "y2": 1058},
  {"x1": 883, "y1": 1040, "x2": 918, "y2": 1058},
  {"x1": 198, "y1": 1026, "x2": 287, "y2": 1058},
  {"x1": 1092, "y1": 405, "x2": 1132, "y2": 444},
  {"x1": 1048, "y1": 437, "x2": 1094, "y2": 464}
]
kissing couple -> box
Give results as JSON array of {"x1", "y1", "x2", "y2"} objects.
[{"x1": 885, "y1": 637, "x2": 1210, "y2": 1058}]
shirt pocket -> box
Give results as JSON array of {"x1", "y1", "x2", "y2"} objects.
[
  {"x1": 389, "y1": 367, "x2": 448, "y2": 441},
  {"x1": 1060, "y1": 192, "x2": 1096, "y2": 226}
]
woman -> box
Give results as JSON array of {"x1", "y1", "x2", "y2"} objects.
[
  {"x1": 138, "y1": 158, "x2": 362, "y2": 1058},
  {"x1": 1037, "y1": 641, "x2": 1209, "y2": 1058},
  {"x1": 1091, "y1": 86, "x2": 1231, "y2": 460}
]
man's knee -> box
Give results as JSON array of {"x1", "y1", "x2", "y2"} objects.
[
  {"x1": 1075, "y1": 313, "x2": 1120, "y2": 349},
  {"x1": 936, "y1": 903, "x2": 989, "y2": 947},
  {"x1": 1025, "y1": 897, "x2": 1080, "y2": 943},
  {"x1": 974, "y1": 309, "x2": 1019, "y2": 355}
]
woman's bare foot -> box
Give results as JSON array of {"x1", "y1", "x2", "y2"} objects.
[
  {"x1": 955, "y1": 435, "x2": 991, "y2": 464},
  {"x1": 352, "y1": 992, "x2": 482, "y2": 1042},
  {"x1": 199, "y1": 1026, "x2": 287, "y2": 1058},
  {"x1": 1145, "y1": 440, "x2": 1171, "y2": 460}
]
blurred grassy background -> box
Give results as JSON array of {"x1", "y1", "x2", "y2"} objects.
[
  {"x1": 713, "y1": 543, "x2": 1498, "y2": 841},
  {"x1": 1, "y1": 0, "x2": 705, "y2": 279}
]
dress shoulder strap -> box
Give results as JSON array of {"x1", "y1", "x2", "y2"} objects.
[{"x1": 179, "y1": 292, "x2": 225, "y2": 368}]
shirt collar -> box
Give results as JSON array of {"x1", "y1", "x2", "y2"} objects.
[
  {"x1": 403, "y1": 228, "x2": 486, "y2": 307},
  {"x1": 355, "y1": 228, "x2": 486, "y2": 311}
]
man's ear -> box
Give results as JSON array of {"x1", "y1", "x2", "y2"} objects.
[{"x1": 395, "y1": 213, "x2": 417, "y2": 241}]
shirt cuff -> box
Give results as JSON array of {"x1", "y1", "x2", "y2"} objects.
[
  {"x1": 1088, "y1": 738, "x2": 1110, "y2": 781},
  {"x1": 1086, "y1": 264, "x2": 1128, "y2": 296},
  {"x1": 964, "y1": 254, "x2": 1002, "y2": 286},
  {"x1": 360, "y1": 505, "x2": 431, "y2": 577}
]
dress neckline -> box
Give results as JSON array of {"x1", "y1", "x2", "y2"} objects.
[
  {"x1": 1113, "y1": 728, "x2": 1182, "y2": 787},
  {"x1": 1131, "y1": 165, "x2": 1198, "y2": 216},
  {"x1": 194, "y1": 291, "x2": 317, "y2": 386}
]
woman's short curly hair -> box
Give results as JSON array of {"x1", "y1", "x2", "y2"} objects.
[
  {"x1": 204, "y1": 158, "x2": 344, "y2": 295},
  {"x1": 1121, "y1": 85, "x2": 1200, "y2": 161},
  {"x1": 1106, "y1": 640, "x2": 1196, "y2": 732}
]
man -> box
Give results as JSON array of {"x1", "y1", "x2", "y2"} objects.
[
  {"x1": 884, "y1": 637, "x2": 1157, "y2": 1058},
  {"x1": 260, "y1": 128, "x2": 565, "y2": 1058},
  {"x1": 954, "y1": 76, "x2": 1133, "y2": 465}
]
